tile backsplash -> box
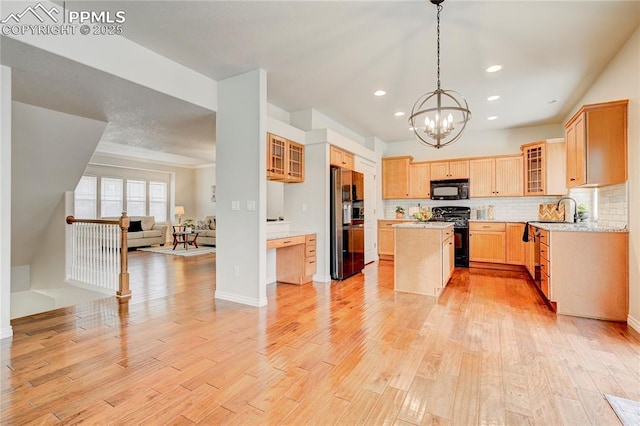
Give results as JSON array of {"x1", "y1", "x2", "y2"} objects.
[
  {"x1": 597, "y1": 182, "x2": 628, "y2": 228},
  {"x1": 384, "y1": 196, "x2": 561, "y2": 222}
]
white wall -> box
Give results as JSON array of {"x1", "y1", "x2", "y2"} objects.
[
  {"x1": 383, "y1": 124, "x2": 563, "y2": 161},
  {"x1": 29, "y1": 195, "x2": 67, "y2": 291},
  {"x1": 11, "y1": 102, "x2": 106, "y2": 267},
  {"x1": 1, "y1": 66, "x2": 13, "y2": 339},
  {"x1": 194, "y1": 165, "x2": 216, "y2": 219},
  {"x1": 2, "y1": 1, "x2": 216, "y2": 112},
  {"x1": 566, "y1": 27, "x2": 639, "y2": 331},
  {"x1": 216, "y1": 69, "x2": 268, "y2": 306}
]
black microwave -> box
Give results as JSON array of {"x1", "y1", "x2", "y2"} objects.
[{"x1": 431, "y1": 179, "x2": 469, "y2": 200}]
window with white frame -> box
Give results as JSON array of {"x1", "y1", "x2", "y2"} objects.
[
  {"x1": 74, "y1": 175, "x2": 169, "y2": 221},
  {"x1": 101, "y1": 177, "x2": 124, "y2": 218},
  {"x1": 74, "y1": 175, "x2": 97, "y2": 219},
  {"x1": 126, "y1": 179, "x2": 146, "y2": 216},
  {"x1": 149, "y1": 181, "x2": 167, "y2": 222}
]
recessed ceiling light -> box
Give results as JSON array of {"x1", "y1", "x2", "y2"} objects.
[
  {"x1": 374, "y1": 90, "x2": 386, "y2": 97},
  {"x1": 486, "y1": 65, "x2": 503, "y2": 73},
  {"x1": 394, "y1": 111, "x2": 405, "y2": 117},
  {"x1": 487, "y1": 116, "x2": 498, "y2": 121},
  {"x1": 487, "y1": 95, "x2": 500, "y2": 102}
]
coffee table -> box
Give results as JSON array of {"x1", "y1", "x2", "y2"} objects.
[{"x1": 172, "y1": 231, "x2": 199, "y2": 250}]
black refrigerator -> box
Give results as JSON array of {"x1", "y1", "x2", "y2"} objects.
[{"x1": 330, "y1": 166, "x2": 365, "y2": 280}]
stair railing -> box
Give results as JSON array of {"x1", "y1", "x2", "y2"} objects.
[{"x1": 65, "y1": 212, "x2": 130, "y2": 298}]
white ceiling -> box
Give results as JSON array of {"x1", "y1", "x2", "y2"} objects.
[{"x1": 4, "y1": 1, "x2": 640, "y2": 164}]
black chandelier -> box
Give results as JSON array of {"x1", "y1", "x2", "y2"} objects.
[{"x1": 408, "y1": 0, "x2": 471, "y2": 149}]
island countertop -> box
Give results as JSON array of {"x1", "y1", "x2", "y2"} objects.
[{"x1": 393, "y1": 222, "x2": 453, "y2": 230}]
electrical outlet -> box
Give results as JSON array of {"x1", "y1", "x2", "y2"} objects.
[
  {"x1": 302, "y1": 203, "x2": 307, "y2": 212},
  {"x1": 247, "y1": 200, "x2": 256, "y2": 211},
  {"x1": 234, "y1": 266, "x2": 240, "y2": 276}
]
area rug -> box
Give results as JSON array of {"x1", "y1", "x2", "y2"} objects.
[
  {"x1": 605, "y1": 394, "x2": 640, "y2": 426},
  {"x1": 137, "y1": 245, "x2": 216, "y2": 257}
]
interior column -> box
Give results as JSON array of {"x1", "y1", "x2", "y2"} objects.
[
  {"x1": 215, "y1": 69, "x2": 268, "y2": 306},
  {"x1": 0, "y1": 66, "x2": 13, "y2": 338}
]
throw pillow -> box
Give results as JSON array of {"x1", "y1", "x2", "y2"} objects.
[
  {"x1": 140, "y1": 217, "x2": 154, "y2": 231},
  {"x1": 128, "y1": 220, "x2": 143, "y2": 233},
  {"x1": 196, "y1": 220, "x2": 208, "y2": 230},
  {"x1": 208, "y1": 217, "x2": 216, "y2": 230}
]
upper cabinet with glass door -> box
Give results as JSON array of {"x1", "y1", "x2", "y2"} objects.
[{"x1": 267, "y1": 133, "x2": 305, "y2": 183}]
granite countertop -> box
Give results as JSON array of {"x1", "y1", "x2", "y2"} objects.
[
  {"x1": 266, "y1": 230, "x2": 315, "y2": 240},
  {"x1": 530, "y1": 222, "x2": 628, "y2": 233},
  {"x1": 393, "y1": 222, "x2": 454, "y2": 229}
]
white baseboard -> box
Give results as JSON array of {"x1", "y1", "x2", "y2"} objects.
[
  {"x1": 215, "y1": 290, "x2": 267, "y2": 307},
  {"x1": 313, "y1": 274, "x2": 331, "y2": 283},
  {"x1": 0, "y1": 326, "x2": 13, "y2": 340},
  {"x1": 627, "y1": 314, "x2": 640, "y2": 334}
]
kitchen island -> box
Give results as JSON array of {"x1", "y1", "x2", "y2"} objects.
[{"x1": 394, "y1": 222, "x2": 455, "y2": 297}]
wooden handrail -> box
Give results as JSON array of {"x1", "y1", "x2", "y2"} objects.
[{"x1": 66, "y1": 212, "x2": 131, "y2": 299}]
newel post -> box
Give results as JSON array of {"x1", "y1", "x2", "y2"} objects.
[{"x1": 118, "y1": 212, "x2": 131, "y2": 298}]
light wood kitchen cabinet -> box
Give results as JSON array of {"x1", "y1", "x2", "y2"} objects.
[
  {"x1": 382, "y1": 157, "x2": 411, "y2": 199},
  {"x1": 395, "y1": 224, "x2": 455, "y2": 297},
  {"x1": 564, "y1": 99, "x2": 628, "y2": 188},
  {"x1": 409, "y1": 162, "x2": 431, "y2": 198},
  {"x1": 268, "y1": 233, "x2": 316, "y2": 284},
  {"x1": 378, "y1": 220, "x2": 403, "y2": 260},
  {"x1": 443, "y1": 227, "x2": 455, "y2": 284},
  {"x1": 469, "y1": 155, "x2": 523, "y2": 197},
  {"x1": 505, "y1": 223, "x2": 525, "y2": 265},
  {"x1": 521, "y1": 139, "x2": 567, "y2": 196},
  {"x1": 267, "y1": 133, "x2": 304, "y2": 183},
  {"x1": 430, "y1": 160, "x2": 469, "y2": 180},
  {"x1": 531, "y1": 226, "x2": 628, "y2": 321},
  {"x1": 524, "y1": 224, "x2": 538, "y2": 278},
  {"x1": 469, "y1": 222, "x2": 506, "y2": 264},
  {"x1": 330, "y1": 145, "x2": 355, "y2": 170}
]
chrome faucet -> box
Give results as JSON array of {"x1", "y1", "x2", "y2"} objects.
[{"x1": 556, "y1": 197, "x2": 579, "y2": 223}]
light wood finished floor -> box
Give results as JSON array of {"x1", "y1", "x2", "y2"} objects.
[{"x1": 2, "y1": 252, "x2": 639, "y2": 425}]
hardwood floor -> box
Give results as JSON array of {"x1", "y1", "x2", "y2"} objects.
[{"x1": 2, "y1": 252, "x2": 639, "y2": 425}]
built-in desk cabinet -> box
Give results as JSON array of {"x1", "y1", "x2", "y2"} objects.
[
  {"x1": 267, "y1": 233, "x2": 316, "y2": 284},
  {"x1": 267, "y1": 133, "x2": 304, "y2": 183}
]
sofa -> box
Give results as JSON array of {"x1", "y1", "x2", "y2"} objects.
[
  {"x1": 194, "y1": 216, "x2": 216, "y2": 246},
  {"x1": 104, "y1": 216, "x2": 168, "y2": 248}
]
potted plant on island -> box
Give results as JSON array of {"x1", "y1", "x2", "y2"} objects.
[
  {"x1": 577, "y1": 204, "x2": 589, "y2": 222},
  {"x1": 395, "y1": 206, "x2": 405, "y2": 219}
]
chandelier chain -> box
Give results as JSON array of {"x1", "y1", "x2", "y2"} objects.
[{"x1": 436, "y1": 3, "x2": 442, "y2": 90}]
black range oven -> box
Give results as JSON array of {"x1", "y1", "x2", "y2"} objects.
[{"x1": 429, "y1": 206, "x2": 470, "y2": 267}]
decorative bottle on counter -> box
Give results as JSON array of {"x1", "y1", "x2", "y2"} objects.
[{"x1": 487, "y1": 205, "x2": 495, "y2": 220}]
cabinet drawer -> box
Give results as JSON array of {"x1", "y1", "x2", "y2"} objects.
[
  {"x1": 540, "y1": 272, "x2": 550, "y2": 299},
  {"x1": 443, "y1": 227, "x2": 454, "y2": 239},
  {"x1": 305, "y1": 245, "x2": 317, "y2": 257},
  {"x1": 536, "y1": 229, "x2": 549, "y2": 242},
  {"x1": 540, "y1": 255, "x2": 549, "y2": 276},
  {"x1": 379, "y1": 220, "x2": 403, "y2": 227},
  {"x1": 470, "y1": 222, "x2": 506, "y2": 232},
  {"x1": 305, "y1": 257, "x2": 317, "y2": 276},
  {"x1": 267, "y1": 235, "x2": 305, "y2": 249},
  {"x1": 539, "y1": 243, "x2": 550, "y2": 260},
  {"x1": 305, "y1": 234, "x2": 317, "y2": 246}
]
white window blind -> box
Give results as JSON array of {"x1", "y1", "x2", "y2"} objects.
[
  {"x1": 74, "y1": 175, "x2": 97, "y2": 219},
  {"x1": 126, "y1": 179, "x2": 146, "y2": 216},
  {"x1": 101, "y1": 177, "x2": 123, "y2": 218},
  {"x1": 149, "y1": 181, "x2": 167, "y2": 222}
]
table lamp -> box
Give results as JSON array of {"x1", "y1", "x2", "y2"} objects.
[{"x1": 175, "y1": 206, "x2": 185, "y2": 224}]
